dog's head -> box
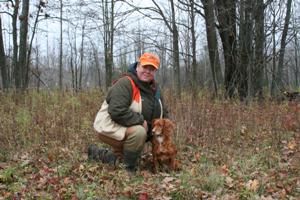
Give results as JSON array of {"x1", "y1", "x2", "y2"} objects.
[{"x1": 152, "y1": 118, "x2": 175, "y2": 138}]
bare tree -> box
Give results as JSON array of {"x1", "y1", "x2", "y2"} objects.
[
  {"x1": 275, "y1": 0, "x2": 293, "y2": 94},
  {"x1": 59, "y1": 0, "x2": 63, "y2": 90},
  {"x1": 200, "y1": 0, "x2": 223, "y2": 96},
  {"x1": 188, "y1": 0, "x2": 197, "y2": 95},
  {"x1": 68, "y1": 26, "x2": 79, "y2": 91},
  {"x1": 102, "y1": 0, "x2": 114, "y2": 89},
  {"x1": 0, "y1": 15, "x2": 9, "y2": 89},
  {"x1": 11, "y1": 0, "x2": 21, "y2": 89},
  {"x1": 270, "y1": 1, "x2": 280, "y2": 97},
  {"x1": 18, "y1": 0, "x2": 29, "y2": 91},
  {"x1": 238, "y1": 0, "x2": 252, "y2": 99},
  {"x1": 215, "y1": 0, "x2": 238, "y2": 98},
  {"x1": 79, "y1": 19, "x2": 86, "y2": 90},
  {"x1": 252, "y1": 0, "x2": 264, "y2": 99},
  {"x1": 149, "y1": 0, "x2": 181, "y2": 97},
  {"x1": 292, "y1": 28, "x2": 299, "y2": 87},
  {"x1": 91, "y1": 42, "x2": 102, "y2": 88}
]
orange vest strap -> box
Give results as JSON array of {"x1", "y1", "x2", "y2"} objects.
[{"x1": 125, "y1": 76, "x2": 141, "y2": 103}]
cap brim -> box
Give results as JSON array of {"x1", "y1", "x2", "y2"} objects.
[{"x1": 140, "y1": 62, "x2": 159, "y2": 69}]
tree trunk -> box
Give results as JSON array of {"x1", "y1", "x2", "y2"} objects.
[
  {"x1": 190, "y1": 0, "x2": 198, "y2": 96},
  {"x1": 74, "y1": 40, "x2": 78, "y2": 90},
  {"x1": 91, "y1": 43, "x2": 101, "y2": 88},
  {"x1": 238, "y1": 0, "x2": 253, "y2": 99},
  {"x1": 216, "y1": 0, "x2": 238, "y2": 98},
  {"x1": 159, "y1": 38, "x2": 167, "y2": 88},
  {"x1": 170, "y1": 0, "x2": 181, "y2": 98},
  {"x1": 25, "y1": 1, "x2": 43, "y2": 89},
  {"x1": 19, "y1": 0, "x2": 30, "y2": 91},
  {"x1": 276, "y1": 0, "x2": 292, "y2": 94},
  {"x1": 271, "y1": 2, "x2": 276, "y2": 97},
  {"x1": 294, "y1": 32, "x2": 299, "y2": 87},
  {"x1": 110, "y1": 0, "x2": 114, "y2": 78},
  {"x1": 202, "y1": 0, "x2": 223, "y2": 96},
  {"x1": 252, "y1": 0, "x2": 264, "y2": 100},
  {"x1": 79, "y1": 21, "x2": 85, "y2": 91},
  {"x1": 102, "y1": 0, "x2": 114, "y2": 90},
  {"x1": 0, "y1": 16, "x2": 9, "y2": 90},
  {"x1": 13, "y1": 0, "x2": 20, "y2": 90},
  {"x1": 59, "y1": 0, "x2": 63, "y2": 90},
  {"x1": 70, "y1": 54, "x2": 75, "y2": 90},
  {"x1": 35, "y1": 42, "x2": 40, "y2": 91}
]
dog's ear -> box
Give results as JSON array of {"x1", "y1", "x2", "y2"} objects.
[
  {"x1": 164, "y1": 119, "x2": 175, "y2": 133},
  {"x1": 152, "y1": 118, "x2": 158, "y2": 125},
  {"x1": 152, "y1": 118, "x2": 159, "y2": 132}
]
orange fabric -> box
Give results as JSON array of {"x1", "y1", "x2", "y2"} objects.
[{"x1": 125, "y1": 76, "x2": 141, "y2": 103}]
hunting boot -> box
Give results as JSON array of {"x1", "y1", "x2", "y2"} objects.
[
  {"x1": 122, "y1": 125, "x2": 147, "y2": 173},
  {"x1": 88, "y1": 144, "x2": 118, "y2": 165},
  {"x1": 123, "y1": 149, "x2": 141, "y2": 173}
]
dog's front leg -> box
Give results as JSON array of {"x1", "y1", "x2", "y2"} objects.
[
  {"x1": 152, "y1": 155, "x2": 159, "y2": 173},
  {"x1": 169, "y1": 157, "x2": 176, "y2": 171}
]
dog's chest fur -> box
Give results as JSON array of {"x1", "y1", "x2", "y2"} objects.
[{"x1": 154, "y1": 135, "x2": 166, "y2": 152}]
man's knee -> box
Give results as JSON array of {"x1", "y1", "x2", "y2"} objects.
[{"x1": 124, "y1": 125, "x2": 147, "y2": 151}]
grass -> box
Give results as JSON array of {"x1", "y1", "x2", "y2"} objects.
[{"x1": 0, "y1": 89, "x2": 299, "y2": 199}]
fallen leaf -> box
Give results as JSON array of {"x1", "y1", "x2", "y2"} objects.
[
  {"x1": 225, "y1": 176, "x2": 234, "y2": 188},
  {"x1": 71, "y1": 195, "x2": 79, "y2": 200},
  {"x1": 140, "y1": 170, "x2": 152, "y2": 178},
  {"x1": 220, "y1": 165, "x2": 229, "y2": 175},
  {"x1": 48, "y1": 152, "x2": 55, "y2": 162},
  {"x1": 279, "y1": 189, "x2": 287, "y2": 199},
  {"x1": 287, "y1": 140, "x2": 297, "y2": 150},
  {"x1": 246, "y1": 179, "x2": 260, "y2": 191},
  {"x1": 79, "y1": 164, "x2": 85, "y2": 171},
  {"x1": 138, "y1": 192, "x2": 149, "y2": 200},
  {"x1": 2, "y1": 191, "x2": 11, "y2": 198},
  {"x1": 260, "y1": 195, "x2": 274, "y2": 200},
  {"x1": 240, "y1": 125, "x2": 247, "y2": 134},
  {"x1": 123, "y1": 190, "x2": 132, "y2": 198},
  {"x1": 88, "y1": 166, "x2": 98, "y2": 172},
  {"x1": 63, "y1": 177, "x2": 72, "y2": 184},
  {"x1": 194, "y1": 152, "x2": 201, "y2": 161},
  {"x1": 162, "y1": 177, "x2": 176, "y2": 183}
]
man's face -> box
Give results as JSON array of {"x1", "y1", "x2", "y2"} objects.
[{"x1": 136, "y1": 64, "x2": 157, "y2": 82}]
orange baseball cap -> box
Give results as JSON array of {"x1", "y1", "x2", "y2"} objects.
[{"x1": 139, "y1": 53, "x2": 160, "y2": 69}]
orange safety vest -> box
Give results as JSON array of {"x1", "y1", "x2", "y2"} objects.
[
  {"x1": 125, "y1": 75, "x2": 163, "y2": 119},
  {"x1": 125, "y1": 76, "x2": 141, "y2": 103}
]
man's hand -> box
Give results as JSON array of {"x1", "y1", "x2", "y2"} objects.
[{"x1": 143, "y1": 120, "x2": 148, "y2": 132}]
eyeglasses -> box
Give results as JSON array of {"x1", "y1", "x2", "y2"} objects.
[{"x1": 140, "y1": 65, "x2": 157, "y2": 72}]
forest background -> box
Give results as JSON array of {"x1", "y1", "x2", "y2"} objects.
[{"x1": 0, "y1": 0, "x2": 300, "y2": 98}]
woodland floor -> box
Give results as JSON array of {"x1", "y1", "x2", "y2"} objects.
[{"x1": 0, "y1": 90, "x2": 299, "y2": 200}]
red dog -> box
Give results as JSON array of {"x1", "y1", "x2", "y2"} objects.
[{"x1": 151, "y1": 118, "x2": 179, "y2": 173}]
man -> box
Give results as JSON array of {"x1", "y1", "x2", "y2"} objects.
[{"x1": 88, "y1": 52, "x2": 167, "y2": 172}]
